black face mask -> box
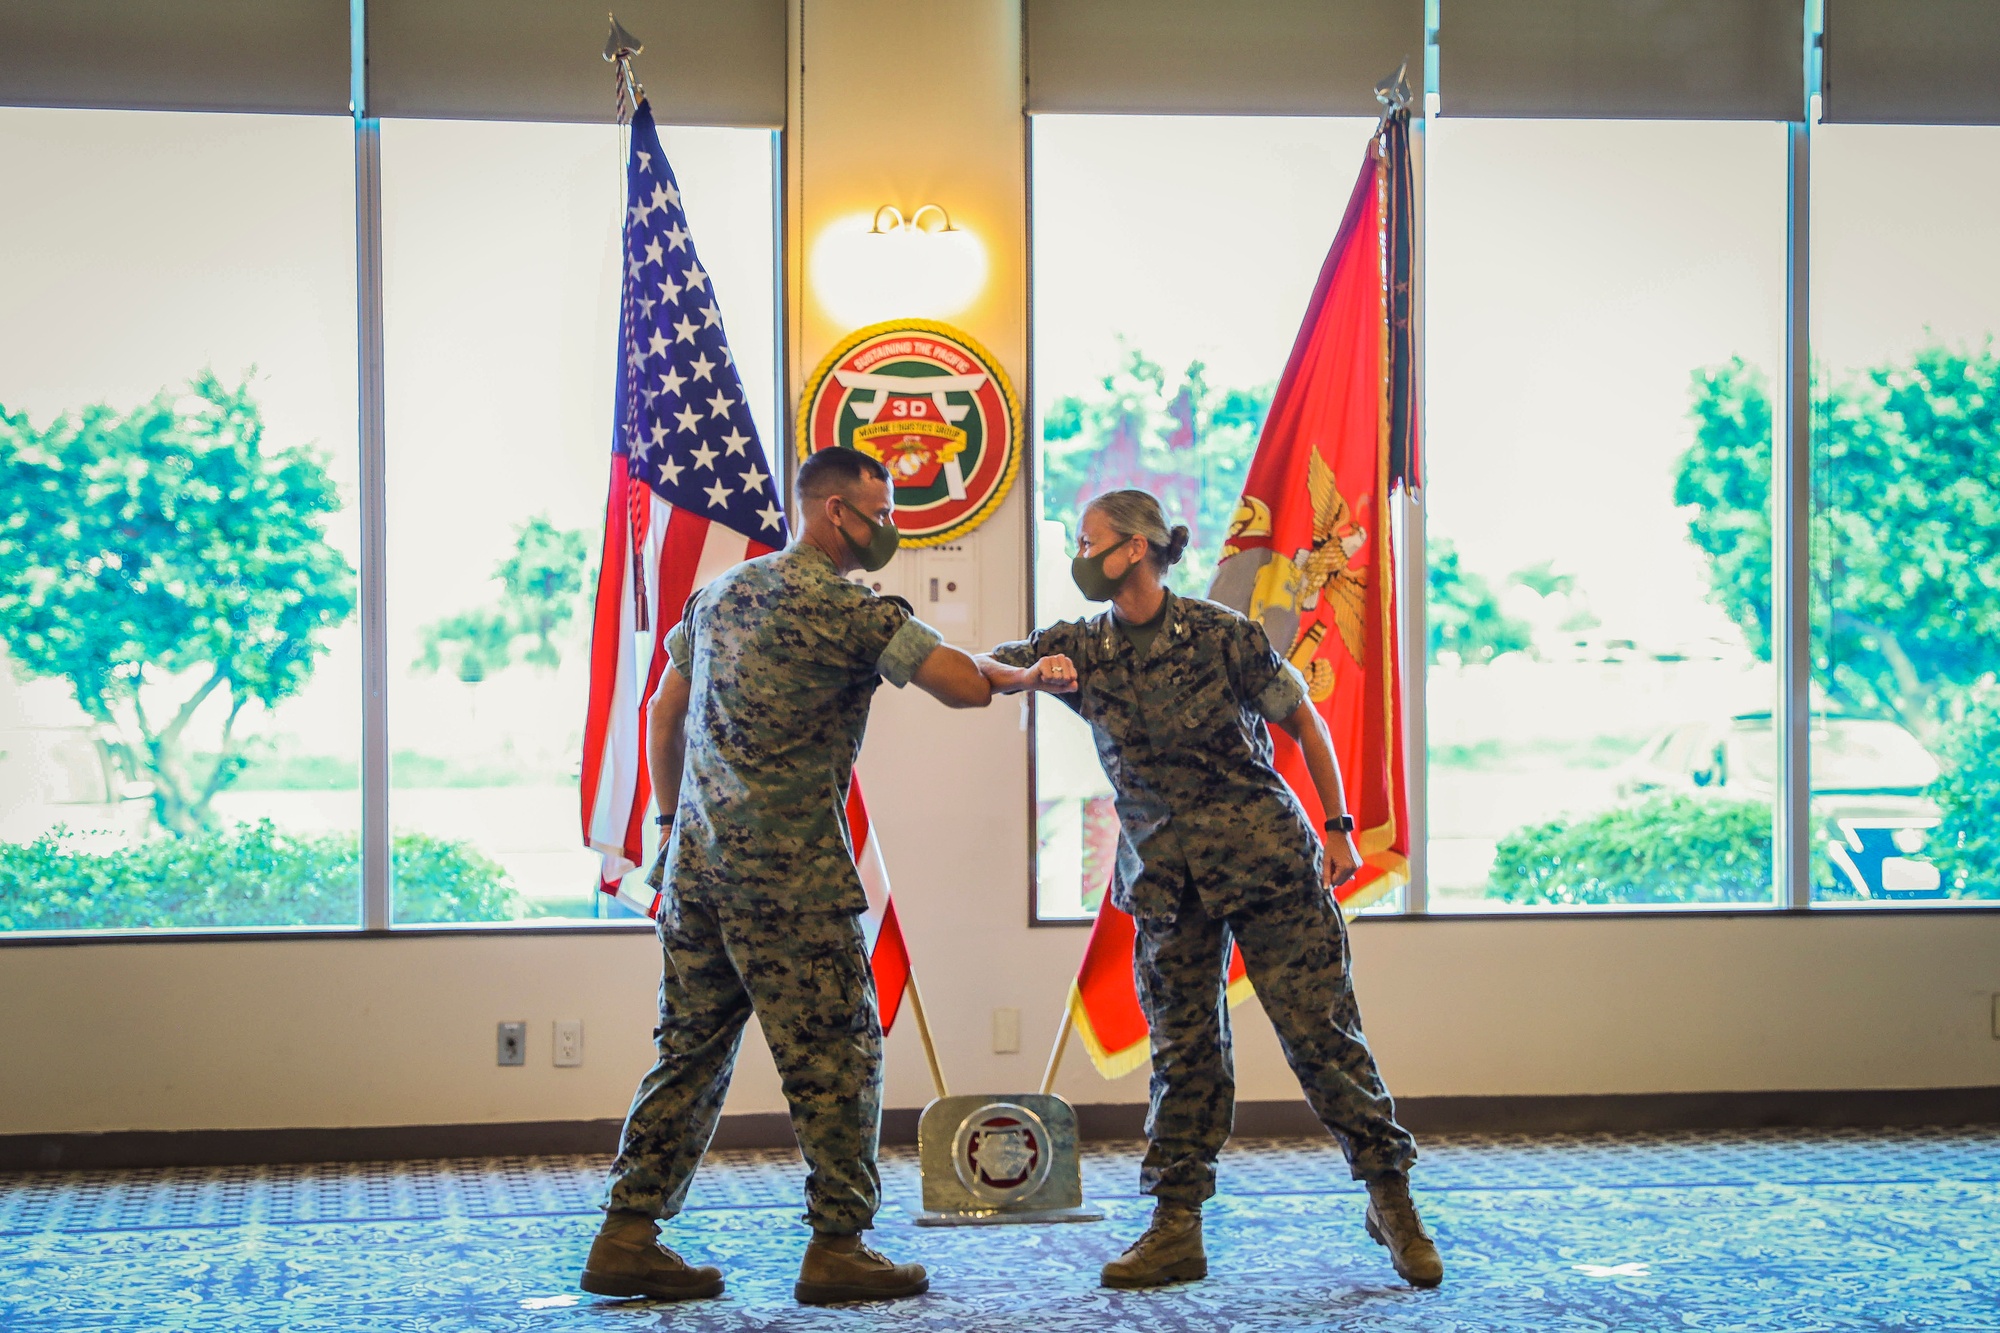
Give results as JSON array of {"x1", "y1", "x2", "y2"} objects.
[{"x1": 835, "y1": 498, "x2": 901, "y2": 572}]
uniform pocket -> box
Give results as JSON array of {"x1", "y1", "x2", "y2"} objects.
[
  {"x1": 799, "y1": 920, "x2": 880, "y2": 1039},
  {"x1": 1172, "y1": 673, "x2": 1238, "y2": 745}
]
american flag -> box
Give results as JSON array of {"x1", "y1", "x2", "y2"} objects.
[{"x1": 578, "y1": 102, "x2": 912, "y2": 1029}]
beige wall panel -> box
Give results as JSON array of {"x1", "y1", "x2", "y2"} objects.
[
  {"x1": 4, "y1": 913, "x2": 1998, "y2": 1135},
  {"x1": 787, "y1": 0, "x2": 1040, "y2": 1112}
]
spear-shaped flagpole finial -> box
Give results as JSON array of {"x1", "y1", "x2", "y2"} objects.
[
  {"x1": 606, "y1": 13, "x2": 646, "y2": 122},
  {"x1": 1375, "y1": 58, "x2": 1413, "y2": 116}
]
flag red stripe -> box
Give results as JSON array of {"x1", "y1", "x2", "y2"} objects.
[
  {"x1": 654, "y1": 505, "x2": 714, "y2": 638},
  {"x1": 612, "y1": 506, "x2": 713, "y2": 872},
  {"x1": 872, "y1": 896, "x2": 911, "y2": 1031},
  {"x1": 845, "y1": 781, "x2": 869, "y2": 847},
  {"x1": 580, "y1": 456, "x2": 632, "y2": 841}
]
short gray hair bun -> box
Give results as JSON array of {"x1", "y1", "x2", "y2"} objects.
[{"x1": 1085, "y1": 488, "x2": 1189, "y2": 571}]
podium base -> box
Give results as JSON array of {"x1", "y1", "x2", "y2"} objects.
[{"x1": 911, "y1": 1204, "x2": 1106, "y2": 1228}]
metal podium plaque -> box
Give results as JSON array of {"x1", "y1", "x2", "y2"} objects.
[{"x1": 913, "y1": 1093, "x2": 1103, "y2": 1226}]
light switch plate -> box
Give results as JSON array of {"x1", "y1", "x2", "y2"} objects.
[
  {"x1": 497, "y1": 1022, "x2": 527, "y2": 1066},
  {"x1": 992, "y1": 1006, "x2": 1021, "y2": 1054}
]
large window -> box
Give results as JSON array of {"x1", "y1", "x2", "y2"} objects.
[
  {"x1": 380, "y1": 120, "x2": 780, "y2": 924},
  {"x1": 1810, "y1": 124, "x2": 2000, "y2": 906},
  {"x1": 0, "y1": 104, "x2": 780, "y2": 937},
  {"x1": 0, "y1": 108, "x2": 362, "y2": 932},
  {"x1": 1029, "y1": 114, "x2": 1379, "y2": 922},
  {"x1": 1423, "y1": 120, "x2": 1788, "y2": 912}
]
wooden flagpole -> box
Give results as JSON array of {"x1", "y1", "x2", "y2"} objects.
[
  {"x1": 1038, "y1": 1008, "x2": 1072, "y2": 1095},
  {"x1": 901, "y1": 967, "x2": 951, "y2": 1101}
]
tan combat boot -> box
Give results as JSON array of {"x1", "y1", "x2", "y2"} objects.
[
  {"x1": 578, "y1": 1210, "x2": 724, "y2": 1301},
  {"x1": 1100, "y1": 1201, "x2": 1208, "y2": 1289},
  {"x1": 1365, "y1": 1174, "x2": 1444, "y2": 1287},
  {"x1": 793, "y1": 1232, "x2": 930, "y2": 1304}
]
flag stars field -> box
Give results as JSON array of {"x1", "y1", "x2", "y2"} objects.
[{"x1": 585, "y1": 100, "x2": 796, "y2": 906}]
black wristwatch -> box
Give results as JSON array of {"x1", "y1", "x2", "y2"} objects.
[
  {"x1": 654, "y1": 814, "x2": 673, "y2": 827},
  {"x1": 1324, "y1": 813, "x2": 1356, "y2": 833}
]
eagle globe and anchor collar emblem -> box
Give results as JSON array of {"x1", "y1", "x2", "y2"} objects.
[{"x1": 798, "y1": 320, "x2": 1023, "y2": 547}]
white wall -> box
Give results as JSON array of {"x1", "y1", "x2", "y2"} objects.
[{"x1": 3, "y1": 909, "x2": 1997, "y2": 1137}]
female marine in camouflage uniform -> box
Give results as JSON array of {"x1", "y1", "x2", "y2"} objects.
[{"x1": 978, "y1": 488, "x2": 1443, "y2": 1291}]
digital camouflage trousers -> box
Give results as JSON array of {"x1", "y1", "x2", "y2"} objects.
[
  {"x1": 601, "y1": 897, "x2": 884, "y2": 1233},
  {"x1": 1133, "y1": 880, "x2": 1418, "y2": 1205}
]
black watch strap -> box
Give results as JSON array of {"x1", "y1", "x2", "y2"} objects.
[
  {"x1": 1324, "y1": 813, "x2": 1356, "y2": 833},
  {"x1": 654, "y1": 813, "x2": 673, "y2": 827}
]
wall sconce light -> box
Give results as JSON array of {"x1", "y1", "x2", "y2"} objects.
[
  {"x1": 869, "y1": 203, "x2": 954, "y2": 235},
  {"x1": 811, "y1": 202, "x2": 989, "y2": 330}
]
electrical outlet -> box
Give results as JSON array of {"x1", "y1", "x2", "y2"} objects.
[
  {"x1": 553, "y1": 1020, "x2": 584, "y2": 1067},
  {"x1": 992, "y1": 1007, "x2": 1021, "y2": 1054},
  {"x1": 497, "y1": 1021, "x2": 526, "y2": 1066}
]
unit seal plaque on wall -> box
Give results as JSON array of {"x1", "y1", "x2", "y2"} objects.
[{"x1": 798, "y1": 319, "x2": 1022, "y2": 547}]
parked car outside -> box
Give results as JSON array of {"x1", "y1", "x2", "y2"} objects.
[{"x1": 1619, "y1": 710, "x2": 1944, "y2": 899}]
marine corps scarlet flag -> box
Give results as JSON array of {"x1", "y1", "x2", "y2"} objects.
[
  {"x1": 1208, "y1": 101, "x2": 1419, "y2": 909},
  {"x1": 1062, "y1": 97, "x2": 1418, "y2": 1080}
]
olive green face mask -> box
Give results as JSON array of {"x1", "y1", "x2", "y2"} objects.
[
  {"x1": 836, "y1": 498, "x2": 901, "y2": 573},
  {"x1": 1071, "y1": 544, "x2": 1130, "y2": 601}
]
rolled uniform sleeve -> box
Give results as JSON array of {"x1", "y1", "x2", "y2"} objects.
[
  {"x1": 844, "y1": 591, "x2": 941, "y2": 689},
  {"x1": 665, "y1": 622, "x2": 693, "y2": 679},
  {"x1": 1230, "y1": 616, "x2": 1307, "y2": 723},
  {"x1": 877, "y1": 615, "x2": 943, "y2": 688},
  {"x1": 1257, "y1": 660, "x2": 1309, "y2": 723}
]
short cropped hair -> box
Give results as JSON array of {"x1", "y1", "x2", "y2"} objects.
[{"x1": 797, "y1": 447, "x2": 891, "y2": 502}]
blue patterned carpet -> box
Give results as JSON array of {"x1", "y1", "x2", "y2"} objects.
[{"x1": 4, "y1": 1127, "x2": 1998, "y2": 1332}]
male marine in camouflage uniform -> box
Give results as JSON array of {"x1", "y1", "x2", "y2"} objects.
[
  {"x1": 980, "y1": 490, "x2": 1441, "y2": 1290},
  {"x1": 581, "y1": 448, "x2": 999, "y2": 1306}
]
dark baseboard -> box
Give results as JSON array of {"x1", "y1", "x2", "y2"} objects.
[
  {"x1": 1393, "y1": 1087, "x2": 2000, "y2": 1135},
  {"x1": 0, "y1": 1119, "x2": 632, "y2": 1172},
  {"x1": 8, "y1": 1087, "x2": 1995, "y2": 1172}
]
